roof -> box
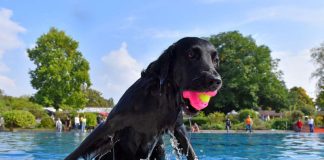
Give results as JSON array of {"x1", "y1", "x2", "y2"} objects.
[
  {"x1": 317, "y1": 111, "x2": 324, "y2": 116},
  {"x1": 258, "y1": 110, "x2": 283, "y2": 117},
  {"x1": 78, "y1": 107, "x2": 112, "y2": 113}
]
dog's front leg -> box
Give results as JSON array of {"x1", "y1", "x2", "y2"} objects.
[
  {"x1": 149, "y1": 137, "x2": 166, "y2": 160},
  {"x1": 174, "y1": 124, "x2": 198, "y2": 160}
]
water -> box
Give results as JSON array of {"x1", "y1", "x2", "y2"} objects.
[{"x1": 0, "y1": 132, "x2": 323, "y2": 160}]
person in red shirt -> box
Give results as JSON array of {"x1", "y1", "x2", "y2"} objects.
[{"x1": 296, "y1": 118, "x2": 303, "y2": 132}]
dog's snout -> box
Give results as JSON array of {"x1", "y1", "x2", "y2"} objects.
[{"x1": 207, "y1": 76, "x2": 222, "y2": 89}]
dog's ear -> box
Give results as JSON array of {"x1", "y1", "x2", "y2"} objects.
[
  {"x1": 143, "y1": 44, "x2": 175, "y2": 85},
  {"x1": 157, "y1": 44, "x2": 175, "y2": 85}
]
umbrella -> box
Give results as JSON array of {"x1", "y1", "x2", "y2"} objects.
[{"x1": 99, "y1": 112, "x2": 109, "y2": 117}]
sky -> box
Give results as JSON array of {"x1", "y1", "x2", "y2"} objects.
[{"x1": 0, "y1": 0, "x2": 323, "y2": 102}]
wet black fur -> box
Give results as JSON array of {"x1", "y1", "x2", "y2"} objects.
[{"x1": 65, "y1": 37, "x2": 221, "y2": 160}]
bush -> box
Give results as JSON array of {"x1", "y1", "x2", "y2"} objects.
[
  {"x1": 271, "y1": 118, "x2": 292, "y2": 130},
  {"x1": 201, "y1": 123, "x2": 225, "y2": 130},
  {"x1": 238, "y1": 109, "x2": 258, "y2": 122},
  {"x1": 85, "y1": 112, "x2": 97, "y2": 128},
  {"x1": 227, "y1": 114, "x2": 240, "y2": 124},
  {"x1": 189, "y1": 116, "x2": 208, "y2": 126},
  {"x1": 231, "y1": 122, "x2": 245, "y2": 130},
  {"x1": 10, "y1": 97, "x2": 46, "y2": 118},
  {"x1": 3, "y1": 110, "x2": 36, "y2": 128},
  {"x1": 207, "y1": 112, "x2": 225, "y2": 124},
  {"x1": 289, "y1": 110, "x2": 304, "y2": 122},
  {"x1": 297, "y1": 105, "x2": 316, "y2": 116},
  {"x1": 252, "y1": 118, "x2": 271, "y2": 130},
  {"x1": 40, "y1": 116, "x2": 55, "y2": 128},
  {"x1": 55, "y1": 111, "x2": 71, "y2": 121},
  {"x1": 315, "y1": 116, "x2": 324, "y2": 127}
]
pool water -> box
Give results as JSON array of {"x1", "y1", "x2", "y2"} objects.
[{"x1": 0, "y1": 132, "x2": 323, "y2": 160}]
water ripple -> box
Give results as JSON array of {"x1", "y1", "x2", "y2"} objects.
[{"x1": 0, "y1": 132, "x2": 323, "y2": 160}]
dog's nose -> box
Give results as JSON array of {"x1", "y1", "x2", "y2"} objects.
[{"x1": 207, "y1": 76, "x2": 222, "y2": 89}]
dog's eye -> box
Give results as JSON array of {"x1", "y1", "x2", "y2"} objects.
[
  {"x1": 188, "y1": 48, "x2": 201, "y2": 60},
  {"x1": 211, "y1": 51, "x2": 219, "y2": 67},
  {"x1": 211, "y1": 52, "x2": 218, "y2": 62},
  {"x1": 214, "y1": 58, "x2": 219, "y2": 67}
]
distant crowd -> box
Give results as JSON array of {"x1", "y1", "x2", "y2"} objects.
[{"x1": 54, "y1": 114, "x2": 106, "y2": 133}]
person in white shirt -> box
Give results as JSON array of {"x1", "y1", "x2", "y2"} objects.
[
  {"x1": 56, "y1": 118, "x2": 63, "y2": 132},
  {"x1": 0, "y1": 116, "x2": 5, "y2": 131},
  {"x1": 74, "y1": 115, "x2": 80, "y2": 130},
  {"x1": 308, "y1": 116, "x2": 314, "y2": 133},
  {"x1": 81, "y1": 117, "x2": 87, "y2": 133}
]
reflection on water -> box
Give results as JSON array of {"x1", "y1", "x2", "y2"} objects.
[
  {"x1": 0, "y1": 131, "x2": 89, "y2": 160},
  {"x1": 0, "y1": 132, "x2": 323, "y2": 160},
  {"x1": 278, "y1": 133, "x2": 324, "y2": 160}
]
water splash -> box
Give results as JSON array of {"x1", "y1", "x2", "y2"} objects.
[
  {"x1": 144, "y1": 136, "x2": 159, "y2": 160},
  {"x1": 168, "y1": 131, "x2": 182, "y2": 160},
  {"x1": 186, "y1": 116, "x2": 193, "y2": 157}
]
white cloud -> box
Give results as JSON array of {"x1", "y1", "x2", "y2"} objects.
[
  {"x1": 101, "y1": 42, "x2": 142, "y2": 101},
  {"x1": 0, "y1": 8, "x2": 25, "y2": 93},
  {"x1": 0, "y1": 75, "x2": 16, "y2": 91},
  {"x1": 247, "y1": 6, "x2": 324, "y2": 26},
  {"x1": 0, "y1": 8, "x2": 26, "y2": 57},
  {"x1": 272, "y1": 50, "x2": 317, "y2": 99}
]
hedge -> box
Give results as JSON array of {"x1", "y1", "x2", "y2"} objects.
[
  {"x1": 271, "y1": 118, "x2": 292, "y2": 130},
  {"x1": 201, "y1": 123, "x2": 225, "y2": 130},
  {"x1": 85, "y1": 112, "x2": 97, "y2": 128},
  {"x1": 40, "y1": 116, "x2": 55, "y2": 128},
  {"x1": 238, "y1": 109, "x2": 258, "y2": 122},
  {"x1": 3, "y1": 110, "x2": 36, "y2": 128},
  {"x1": 207, "y1": 112, "x2": 225, "y2": 124}
]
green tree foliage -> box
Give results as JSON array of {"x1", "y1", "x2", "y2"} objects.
[
  {"x1": 10, "y1": 97, "x2": 47, "y2": 118},
  {"x1": 207, "y1": 112, "x2": 225, "y2": 124},
  {"x1": 288, "y1": 87, "x2": 315, "y2": 115},
  {"x1": 238, "y1": 109, "x2": 258, "y2": 122},
  {"x1": 286, "y1": 110, "x2": 304, "y2": 122},
  {"x1": 289, "y1": 87, "x2": 314, "y2": 105},
  {"x1": 3, "y1": 110, "x2": 36, "y2": 128},
  {"x1": 84, "y1": 112, "x2": 97, "y2": 128},
  {"x1": 271, "y1": 118, "x2": 291, "y2": 130},
  {"x1": 0, "y1": 94, "x2": 46, "y2": 118},
  {"x1": 85, "y1": 88, "x2": 114, "y2": 107},
  {"x1": 310, "y1": 42, "x2": 324, "y2": 89},
  {"x1": 28, "y1": 27, "x2": 91, "y2": 110},
  {"x1": 316, "y1": 86, "x2": 324, "y2": 110},
  {"x1": 206, "y1": 31, "x2": 288, "y2": 113},
  {"x1": 311, "y1": 43, "x2": 324, "y2": 110}
]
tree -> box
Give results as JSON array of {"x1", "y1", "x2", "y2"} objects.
[
  {"x1": 205, "y1": 31, "x2": 288, "y2": 113},
  {"x1": 310, "y1": 43, "x2": 324, "y2": 110},
  {"x1": 288, "y1": 87, "x2": 315, "y2": 115},
  {"x1": 28, "y1": 27, "x2": 91, "y2": 110},
  {"x1": 316, "y1": 86, "x2": 324, "y2": 110},
  {"x1": 85, "y1": 88, "x2": 114, "y2": 107}
]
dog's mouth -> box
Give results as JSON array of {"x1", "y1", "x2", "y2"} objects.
[{"x1": 181, "y1": 90, "x2": 217, "y2": 115}]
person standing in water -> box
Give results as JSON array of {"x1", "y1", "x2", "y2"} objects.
[
  {"x1": 81, "y1": 116, "x2": 87, "y2": 133},
  {"x1": 56, "y1": 118, "x2": 63, "y2": 132},
  {"x1": 296, "y1": 118, "x2": 303, "y2": 132},
  {"x1": 308, "y1": 116, "x2": 314, "y2": 133},
  {"x1": 225, "y1": 117, "x2": 231, "y2": 133},
  {"x1": 74, "y1": 114, "x2": 80, "y2": 130},
  {"x1": 245, "y1": 115, "x2": 253, "y2": 133}
]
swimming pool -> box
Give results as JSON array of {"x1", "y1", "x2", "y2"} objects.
[{"x1": 0, "y1": 132, "x2": 323, "y2": 160}]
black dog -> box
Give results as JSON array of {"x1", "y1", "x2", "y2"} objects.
[{"x1": 65, "y1": 37, "x2": 222, "y2": 160}]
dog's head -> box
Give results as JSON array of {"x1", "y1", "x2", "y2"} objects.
[{"x1": 144, "y1": 37, "x2": 222, "y2": 115}]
